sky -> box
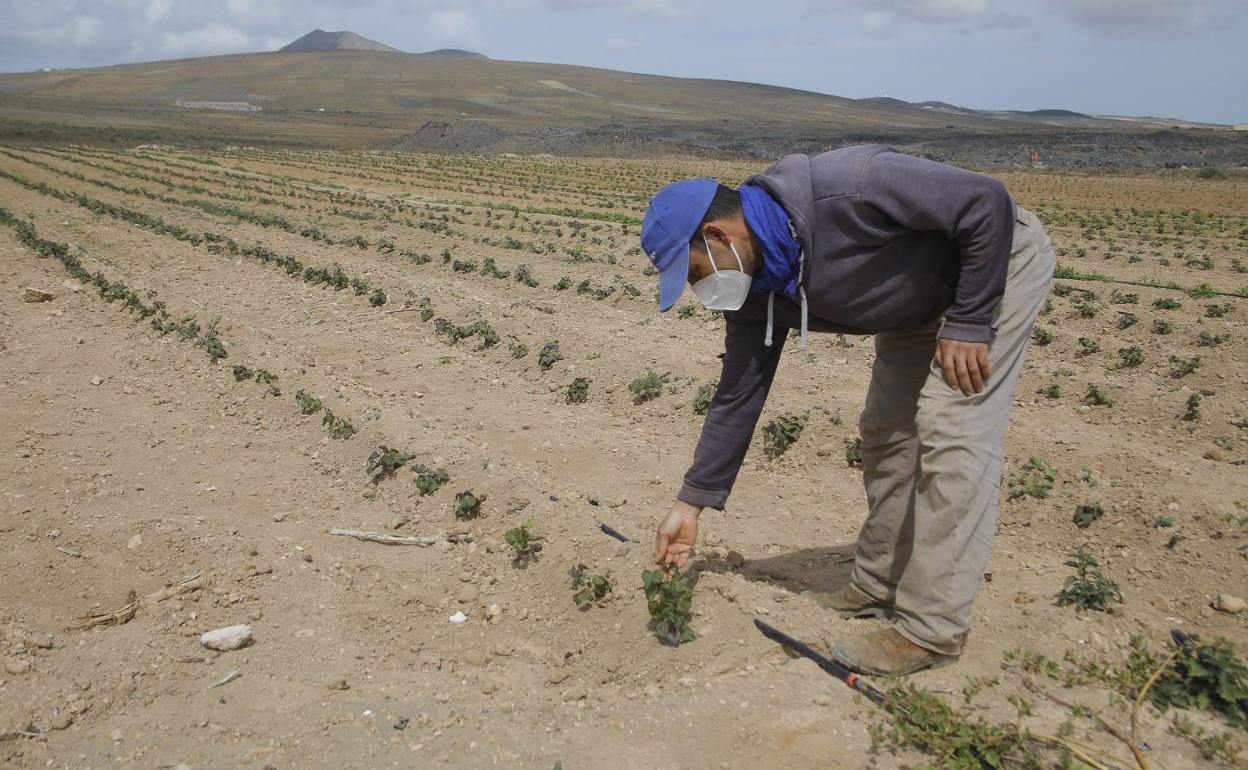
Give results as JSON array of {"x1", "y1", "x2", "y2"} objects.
[{"x1": 0, "y1": 0, "x2": 1244, "y2": 124}]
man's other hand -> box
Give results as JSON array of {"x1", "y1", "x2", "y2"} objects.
[
  {"x1": 654, "y1": 500, "x2": 701, "y2": 571},
  {"x1": 935, "y1": 338, "x2": 991, "y2": 396}
]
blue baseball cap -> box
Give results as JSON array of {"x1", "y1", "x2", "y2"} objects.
[{"x1": 641, "y1": 177, "x2": 719, "y2": 312}]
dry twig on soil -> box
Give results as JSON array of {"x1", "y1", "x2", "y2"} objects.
[{"x1": 329, "y1": 529, "x2": 472, "y2": 546}]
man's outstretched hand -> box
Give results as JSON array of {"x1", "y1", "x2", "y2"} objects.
[
  {"x1": 654, "y1": 499, "x2": 702, "y2": 572},
  {"x1": 935, "y1": 338, "x2": 991, "y2": 396}
]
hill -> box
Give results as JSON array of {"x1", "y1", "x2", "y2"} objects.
[
  {"x1": 278, "y1": 29, "x2": 402, "y2": 54},
  {"x1": 0, "y1": 49, "x2": 1241, "y2": 167}
]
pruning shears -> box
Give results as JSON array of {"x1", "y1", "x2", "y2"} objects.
[{"x1": 754, "y1": 618, "x2": 896, "y2": 712}]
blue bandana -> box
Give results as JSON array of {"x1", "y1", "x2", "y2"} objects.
[{"x1": 739, "y1": 183, "x2": 801, "y2": 296}]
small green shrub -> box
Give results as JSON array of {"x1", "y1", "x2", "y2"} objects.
[
  {"x1": 642, "y1": 568, "x2": 694, "y2": 645},
  {"x1": 1184, "y1": 393, "x2": 1202, "y2": 421},
  {"x1": 762, "y1": 413, "x2": 807, "y2": 457},
  {"x1": 693, "y1": 382, "x2": 716, "y2": 415},
  {"x1": 1056, "y1": 549, "x2": 1121, "y2": 611},
  {"x1": 412, "y1": 464, "x2": 449, "y2": 495},
  {"x1": 1073, "y1": 502, "x2": 1104, "y2": 529},
  {"x1": 629, "y1": 370, "x2": 670, "y2": 404},
  {"x1": 845, "y1": 437, "x2": 863, "y2": 467},
  {"x1": 454, "y1": 490, "x2": 484, "y2": 519},
  {"x1": 570, "y1": 564, "x2": 612, "y2": 608},
  {"x1": 1118, "y1": 346, "x2": 1144, "y2": 367},
  {"x1": 1009, "y1": 457, "x2": 1056, "y2": 500},
  {"x1": 566, "y1": 377, "x2": 589, "y2": 404},
  {"x1": 1153, "y1": 318, "x2": 1173, "y2": 335},
  {"x1": 296, "y1": 389, "x2": 323, "y2": 415},
  {"x1": 538, "y1": 341, "x2": 562, "y2": 371},
  {"x1": 1084, "y1": 384, "x2": 1113, "y2": 406},
  {"x1": 1154, "y1": 297, "x2": 1182, "y2": 310},
  {"x1": 1169, "y1": 355, "x2": 1201, "y2": 378},
  {"x1": 1076, "y1": 337, "x2": 1099, "y2": 357},
  {"x1": 1117, "y1": 312, "x2": 1138, "y2": 329},
  {"x1": 366, "y1": 446, "x2": 412, "y2": 477},
  {"x1": 322, "y1": 410, "x2": 355, "y2": 439}
]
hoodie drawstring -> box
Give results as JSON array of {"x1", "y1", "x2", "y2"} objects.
[
  {"x1": 798, "y1": 286, "x2": 808, "y2": 351},
  {"x1": 763, "y1": 288, "x2": 808, "y2": 351},
  {"x1": 758, "y1": 249, "x2": 808, "y2": 349},
  {"x1": 764, "y1": 291, "x2": 776, "y2": 347}
]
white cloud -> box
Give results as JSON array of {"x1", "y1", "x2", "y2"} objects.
[
  {"x1": 144, "y1": 0, "x2": 172, "y2": 24},
  {"x1": 860, "y1": 11, "x2": 895, "y2": 36},
  {"x1": 605, "y1": 35, "x2": 642, "y2": 51},
  {"x1": 429, "y1": 10, "x2": 484, "y2": 49},
  {"x1": 158, "y1": 22, "x2": 250, "y2": 57},
  {"x1": 1044, "y1": 0, "x2": 1234, "y2": 38},
  {"x1": 542, "y1": 0, "x2": 684, "y2": 15}
]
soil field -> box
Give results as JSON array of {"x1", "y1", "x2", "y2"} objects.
[{"x1": 1, "y1": 145, "x2": 1245, "y2": 770}]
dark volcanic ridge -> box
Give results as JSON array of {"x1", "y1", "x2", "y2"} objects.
[
  {"x1": 276, "y1": 29, "x2": 487, "y2": 58},
  {"x1": 279, "y1": 29, "x2": 402, "y2": 54}
]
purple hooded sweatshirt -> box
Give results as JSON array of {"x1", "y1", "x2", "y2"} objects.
[{"x1": 678, "y1": 144, "x2": 1018, "y2": 510}]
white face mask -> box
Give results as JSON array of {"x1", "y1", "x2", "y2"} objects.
[{"x1": 691, "y1": 234, "x2": 751, "y2": 311}]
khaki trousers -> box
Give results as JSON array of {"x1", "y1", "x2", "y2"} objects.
[{"x1": 850, "y1": 205, "x2": 1055, "y2": 655}]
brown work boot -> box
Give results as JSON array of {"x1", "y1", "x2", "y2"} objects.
[
  {"x1": 806, "y1": 583, "x2": 893, "y2": 619},
  {"x1": 832, "y1": 626, "x2": 959, "y2": 676}
]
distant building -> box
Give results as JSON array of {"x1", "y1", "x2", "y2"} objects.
[
  {"x1": 1234, "y1": 123, "x2": 1248, "y2": 131},
  {"x1": 175, "y1": 100, "x2": 261, "y2": 113}
]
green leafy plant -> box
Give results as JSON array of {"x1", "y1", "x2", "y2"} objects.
[
  {"x1": 296, "y1": 389, "x2": 323, "y2": 415},
  {"x1": 411, "y1": 464, "x2": 449, "y2": 495},
  {"x1": 1110, "y1": 289, "x2": 1138, "y2": 304},
  {"x1": 509, "y1": 342, "x2": 528, "y2": 359},
  {"x1": 845, "y1": 437, "x2": 863, "y2": 467},
  {"x1": 629, "y1": 370, "x2": 670, "y2": 404},
  {"x1": 1205, "y1": 303, "x2": 1232, "y2": 318},
  {"x1": 1117, "y1": 312, "x2": 1138, "y2": 329},
  {"x1": 503, "y1": 521, "x2": 542, "y2": 563},
  {"x1": 1197, "y1": 331, "x2": 1229, "y2": 347},
  {"x1": 1153, "y1": 318, "x2": 1173, "y2": 334},
  {"x1": 538, "y1": 340, "x2": 562, "y2": 371},
  {"x1": 1149, "y1": 637, "x2": 1248, "y2": 728},
  {"x1": 1184, "y1": 393, "x2": 1202, "y2": 421},
  {"x1": 1153, "y1": 515, "x2": 1174, "y2": 528},
  {"x1": 867, "y1": 682, "x2": 1033, "y2": 770},
  {"x1": 232, "y1": 365, "x2": 254, "y2": 381},
  {"x1": 565, "y1": 377, "x2": 590, "y2": 404},
  {"x1": 1083, "y1": 384, "x2": 1113, "y2": 406},
  {"x1": 322, "y1": 410, "x2": 356, "y2": 439},
  {"x1": 1169, "y1": 355, "x2": 1201, "y2": 378},
  {"x1": 1076, "y1": 336, "x2": 1100, "y2": 357},
  {"x1": 553, "y1": 276, "x2": 572, "y2": 291},
  {"x1": 569, "y1": 564, "x2": 612, "y2": 608},
  {"x1": 1031, "y1": 326, "x2": 1053, "y2": 346},
  {"x1": 693, "y1": 382, "x2": 716, "y2": 415},
  {"x1": 1154, "y1": 297, "x2": 1182, "y2": 310},
  {"x1": 480, "y1": 257, "x2": 510, "y2": 278},
  {"x1": 366, "y1": 446, "x2": 413, "y2": 477},
  {"x1": 642, "y1": 568, "x2": 694, "y2": 645},
  {"x1": 514, "y1": 263, "x2": 540, "y2": 287},
  {"x1": 454, "y1": 490, "x2": 484, "y2": 519},
  {"x1": 1009, "y1": 457, "x2": 1056, "y2": 500},
  {"x1": 1118, "y1": 346, "x2": 1144, "y2": 367},
  {"x1": 1038, "y1": 383, "x2": 1061, "y2": 399},
  {"x1": 762, "y1": 413, "x2": 807, "y2": 457},
  {"x1": 1056, "y1": 549, "x2": 1121, "y2": 611},
  {"x1": 1072, "y1": 502, "x2": 1104, "y2": 529}
]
